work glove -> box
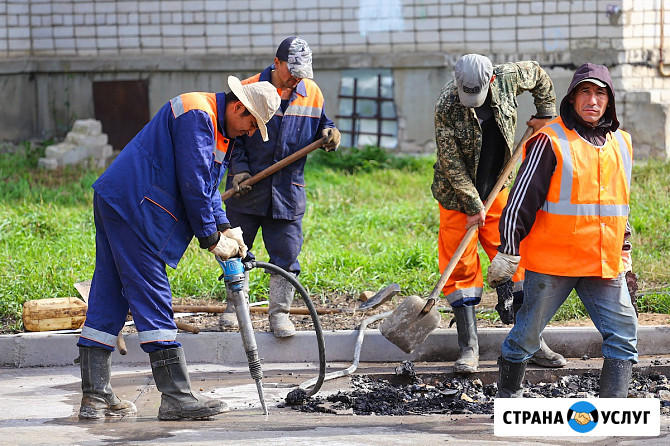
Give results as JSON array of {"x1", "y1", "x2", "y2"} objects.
[
  {"x1": 232, "y1": 172, "x2": 252, "y2": 197},
  {"x1": 495, "y1": 280, "x2": 515, "y2": 325},
  {"x1": 208, "y1": 227, "x2": 247, "y2": 260},
  {"x1": 626, "y1": 270, "x2": 639, "y2": 317},
  {"x1": 621, "y1": 249, "x2": 632, "y2": 272},
  {"x1": 487, "y1": 252, "x2": 521, "y2": 288},
  {"x1": 221, "y1": 227, "x2": 248, "y2": 259},
  {"x1": 321, "y1": 128, "x2": 341, "y2": 152}
]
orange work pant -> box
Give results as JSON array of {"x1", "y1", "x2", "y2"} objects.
[{"x1": 438, "y1": 188, "x2": 524, "y2": 307}]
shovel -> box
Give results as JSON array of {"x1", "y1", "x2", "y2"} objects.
[
  {"x1": 220, "y1": 137, "x2": 326, "y2": 201},
  {"x1": 380, "y1": 126, "x2": 535, "y2": 353}
]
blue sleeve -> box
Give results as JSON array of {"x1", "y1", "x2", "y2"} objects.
[
  {"x1": 171, "y1": 110, "x2": 220, "y2": 240},
  {"x1": 228, "y1": 135, "x2": 251, "y2": 175}
]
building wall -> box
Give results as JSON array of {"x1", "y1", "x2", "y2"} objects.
[{"x1": 1, "y1": 0, "x2": 669, "y2": 158}]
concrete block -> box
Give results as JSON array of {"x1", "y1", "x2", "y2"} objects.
[
  {"x1": 37, "y1": 158, "x2": 59, "y2": 170},
  {"x1": 61, "y1": 146, "x2": 89, "y2": 165}
]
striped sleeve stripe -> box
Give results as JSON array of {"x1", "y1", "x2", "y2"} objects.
[{"x1": 502, "y1": 133, "x2": 549, "y2": 253}]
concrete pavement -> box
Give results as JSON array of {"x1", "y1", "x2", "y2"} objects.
[{"x1": 1, "y1": 326, "x2": 670, "y2": 445}]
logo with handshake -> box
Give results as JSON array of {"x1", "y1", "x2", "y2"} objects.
[{"x1": 567, "y1": 401, "x2": 599, "y2": 433}]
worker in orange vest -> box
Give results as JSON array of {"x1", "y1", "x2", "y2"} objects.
[{"x1": 489, "y1": 63, "x2": 637, "y2": 398}]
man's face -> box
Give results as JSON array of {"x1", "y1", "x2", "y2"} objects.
[
  {"x1": 225, "y1": 101, "x2": 259, "y2": 138},
  {"x1": 274, "y1": 58, "x2": 302, "y2": 89},
  {"x1": 571, "y1": 81, "x2": 609, "y2": 125}
]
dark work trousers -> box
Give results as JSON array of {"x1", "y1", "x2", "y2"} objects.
[{"x1": 226, "y1": 208, "x2": 303, "y2": 275}]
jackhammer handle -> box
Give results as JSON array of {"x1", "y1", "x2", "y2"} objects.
[
  {"x1": 220, "y1": 137, "x2": 327, "y2": 201},
  {"x1": 427, "y1": 126, "x2": 534, "y2": 301}
]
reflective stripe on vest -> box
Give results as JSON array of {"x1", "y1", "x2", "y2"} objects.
[
  {"x1": 543, "y1": 123, "x2": 631, "y2": 217},
  {"x1": 138, "y1": 328, "x2": 178, "y2": 344}
]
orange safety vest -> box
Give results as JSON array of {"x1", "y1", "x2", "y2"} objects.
[
  {"x1": 170, "y1": 92, "x2": 231, "y2": 163},
  {"x1": 519, "y1": 118, "x2": 633, "y2": 278}
]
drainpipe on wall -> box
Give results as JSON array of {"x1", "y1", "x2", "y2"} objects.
[{"x1": 660, "y1": 2, "x2": 670, "y2": 76}]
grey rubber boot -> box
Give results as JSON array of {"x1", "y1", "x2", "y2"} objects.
[
  {"x1": 599, "y1": 358, "x2": 633, "y2": 398},
  {"x1": 219, "y1": 271, "x2": 249, "y2": 330},
  {"x1": 528, "y1": 336, "x2": 568, "y2": 368},
  {"x1": 452, "y1": 305, "x2": 479, "y2": 374},
  {"x1": 150, "y1": 347, "x2": 228, "y2": 420},
  {"x1": 268, "y1": 273, "x2": 296, "y2": 338},
  {"x1": 497, "y1": 357, "x2": 527, "y2": 398},
  {"x1": 79, "y1": 346, "x2": 137, "y2": 419}
]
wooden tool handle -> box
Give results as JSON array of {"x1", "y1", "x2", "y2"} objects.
[
  {"x1": 220, "y1": 137, "x2": 327, "y2": 201},
  {"x1": 171, "y1": 304, "x2": 345, "y2": 315},
  {"x1": 116, "y1": 332, "x2": 128, "y2": 355},
  {"x1": 427, "y1": 126, "x2": 535, "y2": 301},
  {"x1": 176, "y1": 320, "x2": 200, "y2": 334}
]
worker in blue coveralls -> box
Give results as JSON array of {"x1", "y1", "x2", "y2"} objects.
[
  {"x1": 76, "y1": 76, "x2": 280, "y2": 421},
  {"x1": 219, "y1": 37, "x2": 341, "y2": 337}
]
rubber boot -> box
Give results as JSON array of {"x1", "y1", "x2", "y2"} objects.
[
  {"x1": 452, "y1": 305, "x2": 479, "y2": 374},
  {"x1": 150, "y1": 347, "x2": 228, "y2": 420},
  {"x1": 79, "y1": 346, "x2": 137, "y2": 419},
  {"x1": 528, "y1": 336, "x2": 568, "y2": 368},
  {"x1": 268, "y1": 273, "x2": 296, "y2": 338},
  {"x1": 599, "y1": 358, "x2": 633, "y2": 398},
  {"x1": 497, "y1": 357, "x2": 527, "y2": 398},
  {"x1": 218, "y1": 271, "x2": 249, "y2": 330}
]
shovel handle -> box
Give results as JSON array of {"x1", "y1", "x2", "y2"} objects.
[
  {"x1": 427, "y1": 126, "x2": 535, "y2": 301},
  {"x1": 221, "y1": 137, "x2": 327, "y2": 201},
  {"x1": 420, "y1": 297, "x2": 436, "y2": 315}
]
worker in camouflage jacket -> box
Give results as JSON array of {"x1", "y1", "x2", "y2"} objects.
[{"x1": 432, "y1": 54, "x2": 566, "y2": 374}]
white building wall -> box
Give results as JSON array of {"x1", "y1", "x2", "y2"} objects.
[{"x1": 1, "y1": 0, "x2": 669, "y2": 158}]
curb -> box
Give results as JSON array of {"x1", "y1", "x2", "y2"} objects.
[{"x1": 2, "y1": 325, "x2": 669, "y2": 368}]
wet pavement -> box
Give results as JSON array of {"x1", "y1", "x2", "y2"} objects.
[{"x1": 2, "y1": 358, "x2": 670, "y2": 445}]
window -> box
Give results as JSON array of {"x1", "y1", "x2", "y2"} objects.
[{"x1": 337, "y1": 69, "x2": 398, "y2": 149}]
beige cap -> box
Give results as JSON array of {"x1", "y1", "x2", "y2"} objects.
[{"x1": 227, "y1": 76, "x2": 280, "y2": 141}]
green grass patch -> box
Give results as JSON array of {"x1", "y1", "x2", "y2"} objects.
[{"x1": 0, "y1": 144, "x2": 668, "y2": 331}]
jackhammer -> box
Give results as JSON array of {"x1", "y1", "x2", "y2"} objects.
[{"x1": 217, "y1": 256, "x2": 326, "y2": 415}]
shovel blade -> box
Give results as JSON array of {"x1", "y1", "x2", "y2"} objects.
[
  {"x1": 380, "y1": 295, "x2": 441, "y2": 354},
  {"x1": 358, "y1": 283, "x2": 400, "y2": 310}
]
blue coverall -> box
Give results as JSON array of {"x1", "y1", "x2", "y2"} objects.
[
  {"x1": 78, "y1": 92, "x2": 234, "y2": 353},
  {"x1": 224, "y1": 65, "x2": 334, "y2": 274}
]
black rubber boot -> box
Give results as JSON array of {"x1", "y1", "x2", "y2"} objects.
[
  {"x1": 79, "y1": 346, "x2": 137, "y2": 419},
  {"x1": 453, "y1": 306, "x2": 479, "y2": 374},
  {"x1": 599, "y1": 358, "x2": 633, "y2": 398},
  {"x1": 150, "y1": 347, "x2": 228, "y2": 420},
  {"x1": 497, "y1": 357, "x2": 527, "y2": 398}
]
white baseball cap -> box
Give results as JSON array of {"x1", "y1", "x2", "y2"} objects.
[{"x1": 227, "y1": 76, "x2": 280, "y2": 141}]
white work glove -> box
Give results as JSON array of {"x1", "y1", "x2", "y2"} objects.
[
  {"x1": 232, "y1": 172, "x2": 252, "y2": 196},
  {"x1": 221, "y1": 227, "x2": 248, "y2": 259},
  {"x1": 621, "y1": 250, "x2": 632, "y2": 272},
  {"x1": 321, "y1": 128, "x2": 341, "y2": 152},
  {"x1": 208, "y1": 227, "x2": 247, "y2": 260},
  {"x1": 487, "y1": 252, "x2": 521, "y2": 288}
]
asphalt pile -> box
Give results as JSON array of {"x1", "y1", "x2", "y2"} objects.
[{"x1": 283, "y1": 361, "x2": 670, "y2": 416}]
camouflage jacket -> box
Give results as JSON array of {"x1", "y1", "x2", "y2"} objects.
[{"x1": 432, "y1": 61, "x2": 556, "y2": 215}]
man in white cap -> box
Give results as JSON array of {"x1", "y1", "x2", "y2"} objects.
[
  {"x1": 77, "y1": 77, "x2": 280, "y2": 421},
  {"x1": 432, "y1": 54, "x2": 565, "y2": 374},
  {"x1": 220, "y1": 36, "x2": 341, "y2": 338}
]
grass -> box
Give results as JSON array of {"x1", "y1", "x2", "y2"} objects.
[{"x1": 1, "y1": 142, "x2": 669, "y2": 331}]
